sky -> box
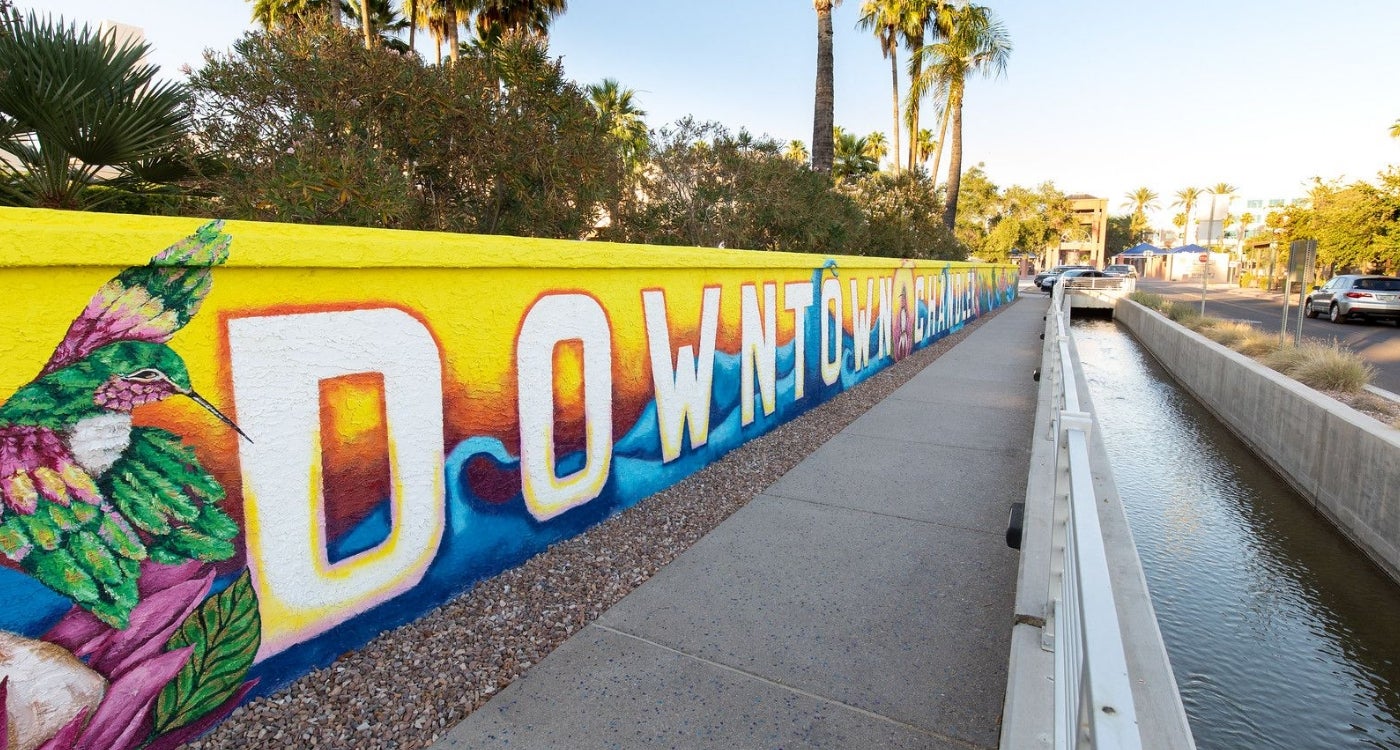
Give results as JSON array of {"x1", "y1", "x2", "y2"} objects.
[{"x1": 33, "y1": 0, "x2": 1400, "y2": 229}]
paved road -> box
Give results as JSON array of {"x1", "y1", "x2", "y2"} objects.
[{"x1": 1136, "y1": 279, "x2": 1400, "y2": 394}]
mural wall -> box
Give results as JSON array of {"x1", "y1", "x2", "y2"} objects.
[{"x1": 0, "y1": 208, "x2": 1017, "y2": 748}]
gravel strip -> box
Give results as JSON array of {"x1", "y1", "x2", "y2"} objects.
[{"x1": 185, "y1": 299, "x2": 1019, "y2": 750}]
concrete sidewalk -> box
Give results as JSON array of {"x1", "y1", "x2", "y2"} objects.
[{"x1": 431, "y1": 292, "x2": 1050, "y2": 750}]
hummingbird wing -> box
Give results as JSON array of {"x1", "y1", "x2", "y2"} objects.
[
  {"x1": 39, "y1": 220, "x2": 232, "y2": 377},
  {"x1": 99, "y1": 426, "x2": 237, "y2": 567},
  {"x1": 0, "y1": 425, "x2": 148, "y2": 629}
]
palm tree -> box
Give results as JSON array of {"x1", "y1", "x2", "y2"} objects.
[
  {"x1": 418, "y1": 0, "x2": 469, "y2": 63},
  {"x1": 832, "y1": 128, "x2": 877, "y2": 182},
  {"x1": 864, "y1": 130, "x2": 888, "y2": 165},
  {"x1": 251, "y1": 0, "x2": 337, "y2": 28},
  {"x1": 858, "y1": 0, "x2": 910, "y2": 175},
  {"x1": 0, "y1": 12, "x2": 190, "y2": 209},
  {"x1": 912, "y1": 127, "x2": 935, "y2": 167},
  {"x1": 911, "y1": 3, "x2": 1010, "y2": 230},
  {"x1": 811, "y1": 0, "x2": 842, "y2": 174},
  {"x1": 1238, "y1": 210, "x2": 1255, "y2": 249},
  {"x1": 587, "y1": 78, "x2": 649, "y2": 176},
  {"x1": 403, "y1": 0, "x2": 418, "y2": 53},
  {"x1": 1206, "y1": 182, "x2": 1236, "y2": 246},
  {"x1": 474, "y1": 0, "x2": 567, "y2": 42},
  {"x1": 785, "y1": 139, "x2": 809, "y2": 163},
  {"x1": 1172, "y1": 186, "x2": 1203, "y2": 245},
  {"x1": 1391, "y1": 119, "x2": 1400, "y2": 139},
  {"x1": 342, "y1": 0, "x2": 410, "y2": 48},
  {"x1": 901, "y1": 0, "x2": 948, "y2": 171},
  {"x1": 1122, "y1": 187, "x2": 1159, "y2": 243},
  {"x1": 1172, "y1": 212, "x2": 1187, "y2": 246},
  {"x1": 358, "y1": 0, "x2": 373, "y2": 46},
  {"x1": 417, "y1": 0, "x2": 455, "y2": 63}
]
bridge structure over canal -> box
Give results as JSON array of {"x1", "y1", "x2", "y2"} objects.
[
  {"x1": 1059, "y1": 274, "x2": 1137, "y2": 315},
  {"x1": 432, "y1": 284, "x2": 1194, "y2": 750}
]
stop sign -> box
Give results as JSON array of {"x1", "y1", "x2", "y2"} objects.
[{"x1": 1198, "y1": 253, "x2": 1209, "y2": 263}]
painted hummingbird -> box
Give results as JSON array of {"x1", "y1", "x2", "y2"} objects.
[{"x1": 0, "y1": 221, "x2": 245, "y2": 629}]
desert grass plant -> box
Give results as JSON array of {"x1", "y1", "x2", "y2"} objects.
[
  {"x1": 1232, "y1": 328, "x2": 1283, "y2": 357},
  {"x1": 1202, "y1": 320, "x2": 1255, "y2": 348},
  {"x1": 1165, "y1": 301, "x2": 1205, "y2": 327},
  {"x1": 1128, "y1": 291, "x2": 1166, "y2": 311},
  {"x1": 1263, "y1": 342, "x2": 1374, "y2": 393}
]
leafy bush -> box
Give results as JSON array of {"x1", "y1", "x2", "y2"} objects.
[
  {"x1": 606, "y1": 118, "x2": 860, "y2": 253},
  {"x1": 606, "y1": 119, "x2": 967, "y2": 259},
  {"x1": 187, "y1": 22, "x2": 621, "y2": 237},
  {"x1": 842, "y1": 171, "x2": 967, "y2": 260}
]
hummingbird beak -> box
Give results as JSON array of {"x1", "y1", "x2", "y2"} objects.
[{"x1": 184, "y1": 390, "x2": 253, "y2": 443}]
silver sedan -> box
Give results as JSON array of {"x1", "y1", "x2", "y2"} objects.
[{"x1": 1305, "y1": 275, "x2": 1400, "y2": 325}]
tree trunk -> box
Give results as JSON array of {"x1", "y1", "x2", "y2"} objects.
[
  {"x1": 889, "y1": 51, "x2": 900, "y2": 176},
  {"x1": 940, "y1": 84, "x2": 964, "y2": 231},
  {"x1": 407, "y1": 0, "x2": 416, "y2": 57},
  {"x1": 928, "y1": 92, "x2": 951, "y2": 191},
  {"x1": 360, "y1": 0, "x2": 374, "y2": 48},
  {"x1": 811, "y1": 1, "x2": 835, "y2": 174},
  {"x1": 448, "y1": 5, "x2": 460, "y2": 63},
  {"x1": 905, "y1": 36, "x2": 922, "y2": 171}
]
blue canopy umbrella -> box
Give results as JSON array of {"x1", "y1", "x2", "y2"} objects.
[{"x1": 1117, "y1": 242, "x2": 1162, "y2": 257}]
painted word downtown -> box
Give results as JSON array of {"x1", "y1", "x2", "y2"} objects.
[{"x1": 225, "y1": 269, "x2": 984, "y2": 656}]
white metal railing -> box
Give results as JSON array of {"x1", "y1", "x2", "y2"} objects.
[
  {"x1": 1062, "y1": 276, "x2": 1136, "y2": 292},
  {"x1": 1043, "y1": 283, "x2": 1142, "y2": 750}
]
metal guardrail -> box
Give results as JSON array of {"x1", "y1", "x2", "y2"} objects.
[
  {"x1": 1061, "y1": 276, "x2": 1136, "y2": 292},
  {"x1": 1043, "y1": 283, "x2": 1143, "y2": 749}
]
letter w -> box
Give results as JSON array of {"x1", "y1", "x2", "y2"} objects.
[{"x1": 643, "y1": 288, "x2": 721, "y2": 463}]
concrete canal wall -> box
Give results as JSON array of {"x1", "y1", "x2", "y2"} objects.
[{"x1": 1116, "y1": 299, "x2": 1400, "y2": 585}]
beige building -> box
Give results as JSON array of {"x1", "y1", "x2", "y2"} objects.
[{"x1": 1047, "y1": 194, "x2": 1108, "y2": 269}]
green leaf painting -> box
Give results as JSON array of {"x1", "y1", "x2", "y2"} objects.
[{"x1": 152, "y1": 571, "x2": 261, "y2": 734}]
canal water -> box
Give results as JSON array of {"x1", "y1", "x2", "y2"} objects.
[{"x1": 1072, "y1": 319, "x2": 1400, "y2": 750}]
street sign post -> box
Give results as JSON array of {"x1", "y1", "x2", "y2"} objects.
[
  {"x1": 1199, "y1": 252, "x2": 1210, "y2": 314},
  {"x1": 1279, "y1": 239, "x2": 1317, "y2": 344},
  {"x1": 1292, "y1": 239, "x2": 1317, "y2": 346}
]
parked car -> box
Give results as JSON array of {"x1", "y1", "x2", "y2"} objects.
[
  {"x1": 1056, "y1": 268, "x2": 1110, "y2": 287},
  {"x1": 1034, "y1": 264, "x2": 1095, "y2": 292},
  {"x1": 1304, "y1": 275, "x2": 1400, "y2": 325},
  {"x1": 1103, "y1": 264, "x2": 1138, "y2": 278}
]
